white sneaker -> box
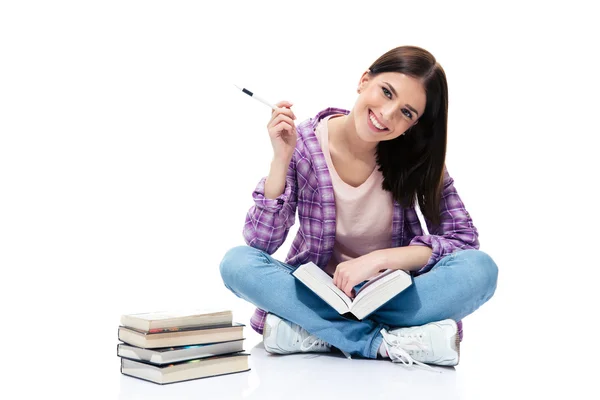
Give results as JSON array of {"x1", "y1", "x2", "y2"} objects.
[
  {"x1": 381, "y1": 319, "x2": 460, "y2": 367},
  {"x1": 263, "y1": 313, "x2": 332, "y2": 354}
]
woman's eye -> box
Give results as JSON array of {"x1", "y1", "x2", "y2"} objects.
[
  {"x1": 382, "y1": 87, "x2": 392, "y2": 99},
  {"x1": 402, "y1": 109, "x2": 413, "y2": 119}
]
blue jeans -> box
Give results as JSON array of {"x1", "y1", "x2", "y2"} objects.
[{"x1": 219, "y1": 245, "x2": 498, "y2": 359}]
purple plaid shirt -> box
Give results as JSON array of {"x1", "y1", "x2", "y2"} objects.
[{"x1": 244, "y1": 107, "x2": 479, "y2": 339}]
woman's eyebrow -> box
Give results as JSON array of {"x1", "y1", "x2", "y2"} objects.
[
  {"x1": 405, "y1": 104, "x2": 419, "y2": 116},
  {"x1": 383, "y1": 81, "x2": 420, "y2": 116}
]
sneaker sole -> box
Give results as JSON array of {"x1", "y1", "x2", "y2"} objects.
[
  {"x1": 263, "y1": 319, "x2": 271, "y2": 341},
  {"x1": 446, "y1": 319, "x2": 460, "y2": 366},
  {"x1": 263, "y1": 316, "x2": 282, "y2": 354},
  {"x1": 431, "y1": 319, "x2": 460, "y2": 366},
  {"x1": 455, "y1": 329, "x2": 460, "y2": 365}
]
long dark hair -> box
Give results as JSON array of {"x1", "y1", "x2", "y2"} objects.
[{"x1": 371, "y1": 46, "x2": 448, "y2": 226}]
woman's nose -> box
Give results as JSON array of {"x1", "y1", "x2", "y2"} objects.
[{"x1": 381, "y1": 107, "x2": 396, "y2": 124}]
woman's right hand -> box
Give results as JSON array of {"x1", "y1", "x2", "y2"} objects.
[{"x1": 267, "y1": 100, "x2": 297, "y2": 162}]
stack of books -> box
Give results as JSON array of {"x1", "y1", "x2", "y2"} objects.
[{"x1": 117, "y1": 309, "x2": 250, "y2": 385}]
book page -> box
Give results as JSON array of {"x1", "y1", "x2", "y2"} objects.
[
  {"x1": 127, "y1": 309, "x2": 231, "y2": 321},
  {"x1": 353, "y1": 269, "x2": 409, "y2": 305},
  {"x1": 293, "y1": 262, "x2": 353, "y2": 309}
]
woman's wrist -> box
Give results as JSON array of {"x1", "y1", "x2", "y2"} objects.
[
  {"x1": 264, "y1": 157, "x2": 291, "y2": 199},
  {"x1": 271, "y1": 154, "x2": 293, "y2": 167},
  {"x1": 377, "y1": 246, "x2": 433, "y2": 272}
]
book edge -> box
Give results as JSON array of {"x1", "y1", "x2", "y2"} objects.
[
  {"x1": 352, "y1": 277, "x2": 413, "y2": 319},
  {"x1": 118, "y1": 322, "x2": 245, "y2": 336},
  {"x1": 117, "y1": 338, "x2": 246, "y2": 352},
  {"x1": 120, "y1": 367, "x2": 251, "y2": 385},
  {"x1": 121, "y1": 352, "x2": 251, "y2": 367},
  {"x1": 118, "y1": 350, "x2": 247, "y2": 366}
]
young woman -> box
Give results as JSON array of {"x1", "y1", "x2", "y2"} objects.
[{"x1": 220, "y1": 45, "x2": 498, "y2": 367}]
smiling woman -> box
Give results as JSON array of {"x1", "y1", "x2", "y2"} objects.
[{"x1": 219, "y1": 45, "x2": 498, "y2": 368}]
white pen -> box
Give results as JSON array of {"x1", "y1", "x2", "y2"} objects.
[{"x1": 234, "y1": 84, "x2": 278, "y2": 110}]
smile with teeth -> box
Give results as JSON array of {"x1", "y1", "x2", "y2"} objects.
[{"x1": 369, "y1": 111, "x2": 388, "y2": 131}]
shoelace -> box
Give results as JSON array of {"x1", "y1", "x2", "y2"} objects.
[
  {"x1": 288, "y1": 321, "x2": 352, "y2": 359},
  {"x1": 380, "y1": 329, "x2": 438, "y2": 372},
  {"x1": 300, "y1": 335, "x2": 352, "y2": 359},
  {"x1": 288, "y1": 322, "x2": 328, "y2": 352},
  {"x1": 300, "y1": 335, "x2": 331, "y2": 352}
]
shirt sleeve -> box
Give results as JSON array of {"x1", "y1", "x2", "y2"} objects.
[
  {"x1": 409, "y1": 166, "x2": 479, "y2": 275},
  {"x1": 243, "y1": 154, "x2": 298, "y2": 255}
]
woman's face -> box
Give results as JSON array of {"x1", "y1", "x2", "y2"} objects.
[{"x1": 352, "y1": 71, "x2": 426, "y2": 143}]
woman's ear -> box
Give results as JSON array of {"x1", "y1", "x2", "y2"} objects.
[{"x1": 357, "y1": 69, "x2": 371, "y2": 92}]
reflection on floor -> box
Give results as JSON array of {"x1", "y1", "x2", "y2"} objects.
[{"x1": 119, "y1": 334, "x2": 462, "y2": 400}]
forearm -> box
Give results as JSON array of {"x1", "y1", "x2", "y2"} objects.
[
  {"x1": 377, "y1": 245, "x2": 433, "y2": 272},
  {"x1": 264, "y1": 157, "x2": 292, "y2": 199}
]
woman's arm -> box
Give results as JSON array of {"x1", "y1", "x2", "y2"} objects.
[
  {"x1": 265, "y1": 156, "x2": 292, "y2": 199},
  {"x1": 332, "y1": 245, "x2": 432, "y2": 297},
  {"x1": 244, "y1": 101, "x2": 299, "y2": 254},
  {"x1": 243, "y1": 154, "x2": 299, "y2": 255},
  {"x1": 333, "y1": 167, "x2": 478, "y2": 294},
  {"x1": 375, "y1": 245, "x2": 433, "y2": 272},
  {"x1": 403, "y1": 166, "x2": 479, "y2": 274}
]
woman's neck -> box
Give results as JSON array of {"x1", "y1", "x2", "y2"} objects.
[{"x1": 328, "y1": 113, "x2": 377, "y2": 162}]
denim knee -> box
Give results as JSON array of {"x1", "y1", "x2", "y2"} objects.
[
  {"x1": 219, "y1": 245, "x2": 264, "y2": 289},
  {"x1": 456, "y1": 249, "x2": 499, "y2": 298}
]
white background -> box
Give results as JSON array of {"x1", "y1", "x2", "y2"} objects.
[{"x1": 1, "y1": 1, "x2": 598, "y2": 398}]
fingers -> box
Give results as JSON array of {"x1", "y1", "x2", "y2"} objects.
[
  {"x1": 268, "y1": 116, "x2": 296, "y2": 142},
  {"x1": 268, "y1": 113, "x2": 295, "y2": 129},
  {"x1": 342, "y1": 278, "x2": 353, "y2": 298},
  {"x1": 273, "y1": 121, "x2": 293, "y2": 131},
  {"x1": 333, "y1": 268, "x2": 339, "y2": 288},
  {"x1": 340, "y1": 280, "x2": 353, "y2": 298},
  {"x1": 334, "y1": 265, "x2": 359, "y2": 298},
  {"x1": 270, "y1": 101, "x2": 297, "y2": 121},
  {"x1": 275, "y1": 100, "x2": 294, "y2": 108},
  {"x1": 271, "y1": 107, "x2": 296, "y2": 122},
  {"x1": 345, "y1": 286, "x2": 354, "y2": 299},
  {"x1": 333, "y1": 266, "x2": 346, "y2": 290},
  {"x1": 333, "y1": 269, "x2": 352, "y2": 297}
]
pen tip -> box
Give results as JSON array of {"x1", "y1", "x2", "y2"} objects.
[{"x1": 234, "y1": 84, "x2": 242, "y2": 91}]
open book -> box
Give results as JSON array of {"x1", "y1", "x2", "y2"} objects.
[{"x1": 292, "y1": 262, "x2": 412, "y2": 320}]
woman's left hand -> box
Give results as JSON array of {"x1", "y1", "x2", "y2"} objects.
[{"x1": 333, "y1": 250, "x2": 387, "y2": 298}]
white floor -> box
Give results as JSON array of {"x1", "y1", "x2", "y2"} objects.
[
  {"x1": 115, "y1": 305, "x2": 595, "y2": 400},
  {"x1": 118, "y1": 333, "x2": 463, "y2": 400}
]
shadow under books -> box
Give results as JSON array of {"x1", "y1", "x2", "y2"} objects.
[{"x1": 119, "y1": 341, "x2": 458, "y2": 400}]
